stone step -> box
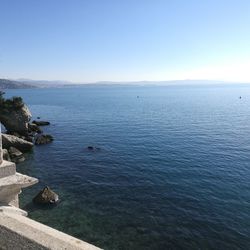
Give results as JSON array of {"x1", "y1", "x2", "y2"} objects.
[
  {"x1": 0, "y1": 173, "x2": 38, "y2": 205},
  {"x1": 0, "y1": 173, "x2": 38, "y2": 189}
]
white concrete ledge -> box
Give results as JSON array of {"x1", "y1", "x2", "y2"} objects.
[
  {"x1": 0, "y1": 211, "x2": 102, "y2": 250},
  {"x1": 0, "y1": 160, "x2": 16, "y2": 178},
  {"x1": 0, "y1": 205, "x2": 28, "y2": 216},
  {"x1": 0, "y1": 173, "x2": 38, "y2": 188},
  {"x1": 0, "y1": 173, "x2": 38, "y2": 206}
]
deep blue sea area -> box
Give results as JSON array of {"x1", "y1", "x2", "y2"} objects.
[{"x1": 6, "y1": 84, "x2": 250, "y2": 249}]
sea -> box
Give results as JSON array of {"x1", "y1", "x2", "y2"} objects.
[{"x1": 5, "y1": 84, "x2": 250, "y2": 249}]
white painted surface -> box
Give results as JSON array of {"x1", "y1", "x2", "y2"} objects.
[{"x1": 0, "y1": 211, "x2": 102, "y2": 250}]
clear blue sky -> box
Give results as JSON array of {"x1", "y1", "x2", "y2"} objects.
[{"x1": 1, "y1": 0, "x2": 250, "y2": 82}]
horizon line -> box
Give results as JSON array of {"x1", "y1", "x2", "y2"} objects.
[{"x1": 6, "y1": 78, "x2": 250, "y2": 85}]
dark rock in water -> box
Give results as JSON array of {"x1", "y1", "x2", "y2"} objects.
[
  {"x1": 28, "y1": 123, "x2": 42, "y2": 134},
  {"x1": 33, "y1": 186, "x2": 59, "y2": 204},
  {"x1": 8, "y1": 146, "x2": 25, "y2": 163},
  {"x1": 2, "y1": 149, "x2": 11, "y2": 161},
  {"x1": 35, "y1": 134, "x2": 54, "y2": 145},
  {"x1": 2, "y1": 133, "x2": 33, "y2": 152},
  {"x1": 87, "y1": 146, "x2": 101, "y2": 151},
  {"x1": 32, "y1": 120, "x2": 50, "y2": 126},
  {"x1": 37, "y1": 116, "x2": 41, "y2": 119}
]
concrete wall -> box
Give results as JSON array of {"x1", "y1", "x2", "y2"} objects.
[{"x1": 0, "y1": 210, "x2": 102, "y2": 250}]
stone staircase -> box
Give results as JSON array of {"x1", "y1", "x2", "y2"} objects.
[{"x1": 0, "y1": 160, "x2": 38, "y2": 210}]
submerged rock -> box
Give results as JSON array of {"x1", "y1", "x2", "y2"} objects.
[
  {"x1": 35, "y1": 134, "x2": 54, "y2": 145},
  {"x1": 33, "y1": 186, "x2": 59, "y2": 204},
  {"x1": 87, "y1": 146, "x2": 101, "y2": 151},
  {"x1": 32, "y1": 120, "x2": 50, "y2": 126},
  {"x1": 2, "y1": 133, "x2": 33, "y2": 152},
  {"x1": 8, "y1": 146, "x2": 25, "y2": 163}
]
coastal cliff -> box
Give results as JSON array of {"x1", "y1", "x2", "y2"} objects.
[
  {"x1": 0, "y1": 91, "x2": 53, "y2": 163},
  {"x1": 0, "y1": 100, "x2": 31, "y2": 136}
]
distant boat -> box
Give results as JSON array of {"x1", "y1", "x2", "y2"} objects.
[{"x1": 239, "y1": 96, "x2": 242, "y2": 99}]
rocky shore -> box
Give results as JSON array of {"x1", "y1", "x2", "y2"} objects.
[{"x1": 0, "y1": 91, "x2": 53, "y2": 163}]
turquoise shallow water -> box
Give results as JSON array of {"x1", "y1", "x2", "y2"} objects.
[{"x1": 5, "y1": 84, "x2": 250, "y2": 249}]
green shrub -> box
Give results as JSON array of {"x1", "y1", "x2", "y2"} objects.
[{"x1": 0, "y1": 92, "x2": 24, "y2": 111}]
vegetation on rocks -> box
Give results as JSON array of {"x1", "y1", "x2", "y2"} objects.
[{"x1": 0, "y1": 91, "x2": 24, "y2": 111}]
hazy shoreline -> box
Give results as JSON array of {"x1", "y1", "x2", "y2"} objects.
[{"x1": 1, "y1": 78, "x2": 250, "y2": 89}]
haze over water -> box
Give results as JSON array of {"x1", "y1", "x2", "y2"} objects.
[{"x1": 7, "y1": 84, "x2": 250, "y2": 249}]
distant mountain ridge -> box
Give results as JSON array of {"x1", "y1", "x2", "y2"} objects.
[
  {"x1": 17, "y1": 79, "x2": 231, "y2": 87},
  {"x1": 0, "y1": 78, "x2": 246, "y2": 89},
  {"x1": 16, "y1": 79, "x2": 73, "y2": 87},
  {"x1": 0, "y1": 79, "x2": 37, "y2": 89}
]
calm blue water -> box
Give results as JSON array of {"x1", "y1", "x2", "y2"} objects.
[{"x1": 6, "y1": 84, "x2": 250, "y2": 249}]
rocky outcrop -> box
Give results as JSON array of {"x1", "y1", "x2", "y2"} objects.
[
  {"x1": 32, "y1": 120, "x2": 50, "y2": 126},
  {"x1": 8, "y1": 146, "x2": 25, "y2": 163},
  {"x1": 7, "y1": 131, "x2": 33, "y2": 143},
  {"x1": 35, "y1": 134, "x2": 53, "y2": 145},
  {"x1": 33, "y1": 186, "x2": 59, "y2": 204},
  {"x1": 2, "y1": 134, "x2": 33, "y2": 152},
  {"x1": 0, "y1": 104, "x2": 32, "y2": 136},
  {"x1": 0, "y1": 93, "x2": 54, "y2": 165}
]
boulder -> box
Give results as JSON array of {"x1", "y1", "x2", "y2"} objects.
[
  {"x1": 2, "y1": 149, "x2": 11, "y2": 161},
  {"x1": 35, "y1": 134, "x2": 54, "y2": 145},
  {"x1": 7, "y1": 131, "x2": 33, "y2": 142},
  {"x1": 33, "y1": 186, "x2": 59, "y2": 204},
  {"x1": 8, "y1": 131, "x2": 22, "y2": 138},
  {"x1": 2, "y1": 134, "x2": 33, "y2": 152},
  {"x1": 0, "y1": 104, "x2": 32, "y2": 136},
  {"x1": 32, "y1": 120, "x2": 50, "y2": 126},
  {"x1": 8, "y1": 146, "x2": 25, "y2": 163}
]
